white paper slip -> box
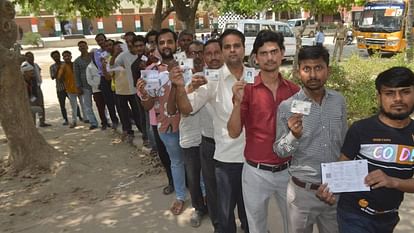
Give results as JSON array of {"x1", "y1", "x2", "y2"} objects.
[
  {"x1": 173, "y1": 52, "x2": 186, "y2": 64},
  {"x1": 140, "y1": 70, "x2": 159, "y2": 80},
  {"x1": 321, "y1": 160, "x2": 370, "y2": 193},
  {"x1": 290, "y1": 100, "x2": 312, "y2": 115},
  {"x1": 244, "y1": 67, "x2": 256, "y2": 84},
  {"x1": 183, "y1": 68, "x2": 193, "y2": 86},
  {"x1": 182, "y1": 58, "x2": 194, "y2": 69},
  {"x1": 204, "y1": 69, "x2": 219, "y2": 81}
]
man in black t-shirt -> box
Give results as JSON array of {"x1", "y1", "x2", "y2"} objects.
[{"x1": 318, "y1": 66, "x2": 414, "y2": 233}]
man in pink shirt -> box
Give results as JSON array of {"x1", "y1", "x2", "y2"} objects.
[{"x1": 227, "y1": 30, "x2": 300, "y2": 233}]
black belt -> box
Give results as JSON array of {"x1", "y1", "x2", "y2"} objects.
[
  {"x1": 291, "y1": 176, "x2": 320, "y2": 190},
  {"x1": 202, "y1": 136, "x2": 215, "y2": 144},
  {"x1": 246, "y1": 160, "x2": 289, "y2": 173},
  {"x1": 336, "y1": 38, "x2": 344, "y2": 40}
]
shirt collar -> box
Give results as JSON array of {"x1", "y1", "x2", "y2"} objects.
[
  {"x1": 253, "y1": 72, "x2": 288, "y2": 88},
  {"x1": 222, "y1": 63, "x2": 245, "y2": 81},
  {"x1": 297, "y1": 87, "x2": 332, "y2": 102}
]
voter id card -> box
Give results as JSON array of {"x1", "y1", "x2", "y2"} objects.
[
  {"x1": 204, "y1": 69, "x2": 219, "y2": 81},
  {"x1": 290, "y1": 100, "x2": 312, "y2": 115},
  {"x1": 244, "y1": 67, "x2": 256, "y2": 84}
]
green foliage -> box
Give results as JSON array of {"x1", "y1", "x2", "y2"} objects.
[
  {"x1": 282, "y1": 53, "x2": 413, "y2": 124},
  {"x1": 328, "y1": 53, "x2": 413, "y2": 123},
  {"x1": 21, "y1": 32, "x2": 43, "y2": 47},
  {"x1": 14, "y1": 0, "x2": 143, "y2": 18}
]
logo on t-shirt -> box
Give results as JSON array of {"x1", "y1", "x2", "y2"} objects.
[{"x1": 360, "y1": 144, "x2": 414, "y2": 165}]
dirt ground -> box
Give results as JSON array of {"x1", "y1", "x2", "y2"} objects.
[{"x1": 1, "y1": 46, "x2": 414, "y2": 233}]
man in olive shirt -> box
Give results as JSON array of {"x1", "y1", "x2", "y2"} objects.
[{"x1": 333, "y1": 20, "x2": 347, "y2": 62}]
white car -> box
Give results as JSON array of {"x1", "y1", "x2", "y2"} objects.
[{"x1": 224, "y1": 19, "x2": 296, "y2": 60}]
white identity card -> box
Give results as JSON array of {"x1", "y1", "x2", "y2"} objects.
[
  {"x1": 173, "y1": 52, "x2": 186, "y2": 65},
  {"x1": 204, "y1": 69, "x2": 219, "y2": 81},
  {"x1": 183, "y1": 68, "x2": 193, "y2": 86},
  {"x1": 244, "y1": 67, "x2": 256, "y2": 84},
  {"x1": 141, "y1": 70, "x2": 161, "y2": 97},
  {"x1": 290, "y1": 100, "x2": 312, "y2": 115},
  {"x1": 321, "y1": 160, "x2": 370, "y2": 193}
]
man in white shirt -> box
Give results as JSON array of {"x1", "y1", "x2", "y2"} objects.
[{"x1": 171, "y1": 29, "x2": 249, "y2": 233}]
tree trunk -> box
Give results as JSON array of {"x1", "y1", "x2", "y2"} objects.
[
  {"x1": 152, "y1": 0, "x2": 163, "y2": 31},
  {"x1": 171, "y1": 0, "x2": 200, "y2": 34},
  {"x1": 0, "y1": 0, "x2": 58, "y2": 172}
]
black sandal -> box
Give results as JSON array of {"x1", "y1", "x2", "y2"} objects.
[{"x1": 163, "y1": 184, "x2": 174, "y2": 195}]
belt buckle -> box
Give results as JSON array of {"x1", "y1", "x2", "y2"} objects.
[
  {"x1": 305, "y1": 182, "x2": 312, "y2": 190},
  {"x1": 271, "y1": 165, "x2": 279, "y2": 173}
]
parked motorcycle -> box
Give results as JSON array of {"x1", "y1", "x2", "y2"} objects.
[{"x1": 346, "y1": 29, "x2": 353, "y2": 45}]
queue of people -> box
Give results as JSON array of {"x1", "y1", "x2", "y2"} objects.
[{"x1": 20, "y1": 26, "x2": 414, "y2": 233}]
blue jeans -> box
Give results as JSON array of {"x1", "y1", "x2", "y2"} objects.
[
  {"x1": 81, "y1": 88, "x2": 98, "y2": 126},
  {"x1": 159, "y1": 131, "x2": 186, "y2": 201},
  {"x1": 337, "y1": 206, "x2": 399, "y2": 233},
  {"x1": 67, "y1": 93, "x2": 79, "y2": 124}
]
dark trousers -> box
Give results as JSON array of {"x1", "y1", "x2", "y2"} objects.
[
  {"x1": 337, "y1": 206, "x2": 399, "y2": 233},
  {"x1": 135, "y1": 96, "x2": 148, "y2": 140},
  {"x1": 116, "y1": 94, "x2": 147, "y2": 140},
  {"x1": 92, "y1": 92, "x2": 108, "y2": 126},
  {"x1": 99, "y1": 78, "x2": 118, "y2": 125},
  {"x1": 182, "y1": 146, "x2": 207, "y2": 212},
  {"x1": 152, "y1": 125, "x2": 173, "y2": 185},
  {"x1": 215, "y1": 161, "x2": 249, "y2": 233},
  {"x1": 200, "y1": 136, "x2": 219, "y2": 230},
  {"x1": 57, "y1": 90, "x2": 82, "y2": 122}
]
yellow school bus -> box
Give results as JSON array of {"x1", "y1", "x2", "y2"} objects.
[{"x1": 355, "y1": 0, "x2": 408, "y2": 55}]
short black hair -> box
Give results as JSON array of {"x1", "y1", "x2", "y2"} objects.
[
  {"x1": 298, "y1": 46, "x2": 330, "y2": 67},
  {"x1": 219, "y1": 29, "x2": 245, "y2": 49},
  {"x1": 95, "y1": 33, "x2": 106, "y2": 40},
  {"x1": 133, "y1": 35, "x2": 146, "y2": 44},
  {"x1": 187, "y1": 40, "x2": 204, "y2": 53},
  {"x1": 124, "y1": 31, "x2": 136, "y2": 37},
  {"x1": 77, "y1": 40, "x2": 87, "y2": 46},
  {"x1": 50, "y1": 50, "x2": 60, "y2": 57},
  {"x1": 62, "y1": 50, "x2": 71, "y2": 56},
  {"x1": 252, "y1": 30, "x2": 285, "y2": 55},
  {"x1": 156, "y1": 28, "x2": 178, "y2": 44},
  {"x1": 204, "y1": 39, "x2": 220, "y2": 49},
  {"x1": 106, "y1": 39, "x2": 115, "y2": 44},
  {"x1": 24, "y1": 51, "x2": 33, "y2": 56},
  {"x1": 114, "y1": 40, "x2": 124, "y2": 46},
  {"x1": 145, "y1": 30, "x2": 158, "y2": 42},
  {"x1": 178, "y1": 30, "x2": 193, "y2": 39},
  {"x1": 375, "y1": 67, "x2": 414, "y2": 92}
]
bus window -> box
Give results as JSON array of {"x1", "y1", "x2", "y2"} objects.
[{"x1": 244, "y1": 23, "x2": 260, "y2": 37}]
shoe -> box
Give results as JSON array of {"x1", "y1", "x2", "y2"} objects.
[
  {"x1": 79, "y1": 117, "x2": 83, "y2": 121},
  {"x1": 170, "y1": 199, "x2": 185, "y2": 215},
  {"x1": 83, "y1": 120, "x2": 90, "y2": 123},
  {"x1": 101, "y1": 124, "x2": 107, "y2": 130},
  {"x1": 112, "y1": 122, "x2": 118, "y2": 129},
  {"x1": 39, "y1": 123, "x2": 51, "y2": 127},
  {"x1": 62, "y1": 121, "x2": 69, "y2": 126},
  {"x1": 162, "y1": 184, "x2": 174, "y2": 195},
  {"x1": 190, "y1": 210, "x2": 204, "y2": 227},
  {"x1": 89, "y1": 125, "x2": 98, "y2": 130},
  {"x1": 69, "y1": 123, "x2": 77, "y2": 128}
]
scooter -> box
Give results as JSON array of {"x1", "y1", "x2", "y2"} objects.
[{"x1": 346, "y1": 30, "x2": 353, "y2": 45}]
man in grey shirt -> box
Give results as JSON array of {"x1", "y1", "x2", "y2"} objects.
[{"x1": 274, "y1": 46, "x2": 347, "y2": 233}]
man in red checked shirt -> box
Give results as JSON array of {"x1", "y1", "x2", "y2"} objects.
[{"x1": 227, "y1": 30, "x2": 300, "y2": 233}]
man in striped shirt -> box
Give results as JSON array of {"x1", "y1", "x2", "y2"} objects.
[{"x1": 274, "y1": 46, "x2": 347, "y2": 233}]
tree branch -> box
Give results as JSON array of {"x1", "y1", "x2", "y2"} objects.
[{"x1": 161, "y1": 6, "x2": 175, "y2": 20}]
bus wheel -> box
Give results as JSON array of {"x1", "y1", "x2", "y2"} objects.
[{"x1": 368, "y1": 49, "x2": 374, "y2": 56}]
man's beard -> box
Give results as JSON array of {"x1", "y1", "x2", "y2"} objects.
[
  {"x1": 160, "y1": 52, "x2": 173, "y2": 60},
  {"x1": 380, "y1": 105, "x2": 414, "y2": 120}
]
